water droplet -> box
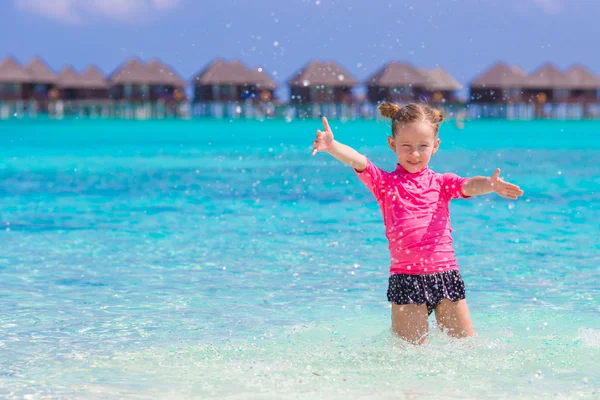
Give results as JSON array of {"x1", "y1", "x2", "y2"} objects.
[{"x1": 273, "y1": 41, "x2": 279, "y2": 47}]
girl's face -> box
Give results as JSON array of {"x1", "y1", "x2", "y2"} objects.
[{"x1": 387, "y1": 122, "x2": 440, "y2": 173}]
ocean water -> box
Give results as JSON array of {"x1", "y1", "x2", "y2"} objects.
[{"x1": 0, "y1": 118, "x2": 599, "y2": 399}]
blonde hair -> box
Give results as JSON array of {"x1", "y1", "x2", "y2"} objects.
[{"x1": 378, "y1": 102, "x2": 444, "y2": 137}]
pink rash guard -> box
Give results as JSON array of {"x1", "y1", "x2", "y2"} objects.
[{"x1": 354, "y1": 158, "x2": 470, "y2": 275}]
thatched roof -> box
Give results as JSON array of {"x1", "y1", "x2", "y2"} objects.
[
  {"x1": 365, "y1": 61, "x2": 425, "y2": 87},
  {"x1": 147, "y1": 59, "x2": 186, "y2": 87},
  {"x1": 418, "y1": 67, "x2": 461, "y2": 91},
  {"x1": 470, "y1": 62, "x2": 525, "y2": 88},
  {"x1": 191, "y1": 58, "x2": 225, "y2": 84},
  {"x1": 192, "y1": 59, "x2": 277, "y2": 88},
  {"x1": 511, "y1": 66, "x2": 527, "y2": 77},
  {"x1": 78, "y1": 66, "x2": 109, "y2": 89},
  {"x1": 563, "y1": 65, "x2": 600, "y2": 90},
  {"x1": 249, "y1": 67, "x2": 277, "y2": 90},
  {"x1": 55, "y1": 66, "x2": 82, "y2": 88},
  {"x1": 109, "y1": 58, "x2": 157, "y2": 85},
  {"x1": 192, "y1": 58, "x2": 250, "y2": 85},
  {"x1": 522, "y1": 63, "x2": 571, "y2": 89},
  {"x1": 25, "y1": 57, "x2": 56, "y2": 84},
  {"x1": 0, "y1": 56, "x2": 31, "y2": 83},
  {"x1": 288, "y1": 60, "x2": 357, "y2": 87}
]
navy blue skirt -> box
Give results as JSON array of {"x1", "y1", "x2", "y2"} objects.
[{"x1": 387, "y1": 270, "x2": 466, "y2": 315}]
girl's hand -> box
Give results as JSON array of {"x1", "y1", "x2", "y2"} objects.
[
  {"x1": 311, "y1": 117, "x2": 334, "y2": 156},
  {"x1": 490, "y1": 168, "x2": 524, "y2": 199}
]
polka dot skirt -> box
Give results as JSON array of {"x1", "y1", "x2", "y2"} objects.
[{"x1": 387, "y1": 269, "x2": 466, "y2": 315}]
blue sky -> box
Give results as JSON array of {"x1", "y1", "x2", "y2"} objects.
[{"x1": 1, "y1": 0, "x2": 599, "y2": 99}]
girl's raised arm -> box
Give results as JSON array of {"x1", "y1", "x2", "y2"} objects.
[
  {"x1": 311, "y1": 117, "x2": 368, "y2": 172},
  {"x1": 462, "y1": 168, "x2": 524, "y2": 199}
]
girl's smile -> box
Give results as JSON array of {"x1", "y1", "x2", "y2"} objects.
[{"x1": 387, "y1": 121, "x2": 440, "y2": 173}]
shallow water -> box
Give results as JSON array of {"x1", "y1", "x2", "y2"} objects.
[{"x1": 1, "y1": 118, "x2": 599, "y2": 398}]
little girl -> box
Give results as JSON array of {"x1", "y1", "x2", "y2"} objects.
[{"x1": 311, "y1": 102, "x2": 523, "y2": 344}]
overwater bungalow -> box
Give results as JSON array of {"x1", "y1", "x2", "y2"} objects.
[
  {"x1": 470, "y1": 62, "x2": 526, "y2": 103},
  {"x1": 146, "y1": 58, "x2": 187, "y2": 102},
  {"x1": 50, "y1": 65, "x2": 111, "y2": 117},
  {"x1": 191, "y1": 59, "x2": 277, "y2": 118},
  {"x1": 23, "y1": 57, "x2": 56, "y2": 102},
  {"x1": 365, "y1": 62, "x2": 425, "y2": 103},
  {"x1": 55, "y1": 66, "x2": 83, "y2": 100},
  {"x1": 566, "y1": 65, "x2": 600, "y2": 102},
  {"x1": 247, "y1": 66, "x2": 277, "y2": 103},
  {"x1": 54, "y1": 65, "x2": 110, "y2": 101},
  {"x1": 416, "y1": 67, "x2": 461, "y2": 104},
  {"x1": 521, "y1": 63, "x2": 571, "y2": 105},
  {"x1": 563, "y1": 65, "x2": 600, "y2": 103},
  {"x1": 0, "y1": 56, "x2": 31, "y2": 101},
  {"x1": 288, "y1": 60, "x2": 357, "y2": 104},
  {"x1": 78, "y1": 66, "x2": 111, "y2": 100},
  {"x1": 562, "y1": 65, "x2": 600, "y2": 118},
  {"x1": 192, "y1": 58, "x2": 261, "y2": 102},
  {"x1": 109, "y1": 58, "x2": 159, "y2": 102}
]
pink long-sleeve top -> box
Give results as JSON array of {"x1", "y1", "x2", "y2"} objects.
[{"x1": 354, "y1": 158, "x2": 469, "y2": 275}]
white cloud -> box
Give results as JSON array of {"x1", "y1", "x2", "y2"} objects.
[
  {"x1": 531, "y1": 0, "x2": 562, "y2": 14},
  {"x1": 14, "y1": 0, "x2": 180, "y2": 23}
]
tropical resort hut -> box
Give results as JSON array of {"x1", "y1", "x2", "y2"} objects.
[
  {"x1": 288, "y1": 60, "x2": 357, "y2": 104},
  {"x1": 191, "y1": 58, "x2": 276, "y2": 118},
  {"x1": 365, "y1": 62, "x2": 425, "y2": 104},
  {"x1": 192, "y1": 58, "x2": 256, "y2": 103},
  {"x1": 415, "y1": 67, "x2": 461, "y2": 104},
  {"x1": 469, "y1": 62, "x2": 528, "y2": 118},
  {"x1": 469, "y1": 62, "x2": 526, "y2": 104},
  {"x1": 109, "y1": 57, "x2": 189, "y2": 118},
  {"x1": 562, "y1": 65, "x2": 600, "y2": 103},
  {"x1": 55, "y1": 66, "x2": 84, "y2": 100},
  {"x1": 521, "y1": 63, "x2": 571, "y2": 104},
  {"x1": 520, "y1": 63, "x2": 573, "y2": 118},
  {"x1": 50, "y1": 65, "x2": 111, "y2": 117},
  {"x1": 0, "y1": 56, "x2": 31, "y2": 101},
  {"x1": 108, "y1": 57, "x2": 159, "y2": 102},
  {"x1": 247, "y1": 66, "x2": 277, "y2": 103},
  {"x1": 54, "y1": 65, "x2": 110, "y2": 100},
  {"x1": 145, "y1": 58, "x2": 187, "y2": 102},
  {"x1": 78, "y1": 66, "x2": 111, "y2": 100},
  {"x1": 23, "y1": 57, "x2": 57, "y2": 102},
  {"x1": 563, "y1": 65, "x2": 600, "y2": 118}
]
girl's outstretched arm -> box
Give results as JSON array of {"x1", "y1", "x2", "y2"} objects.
[
  {"x1": 462, "y1": 168, "x2": 524, "y2": 199},
  {"x1": 311, "y1": 117, "x2": 368, "y2": 172}
]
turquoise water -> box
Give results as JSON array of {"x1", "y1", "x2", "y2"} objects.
[{"x1": 1, "y1": 118, "x2": 599, "y2": 399}]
